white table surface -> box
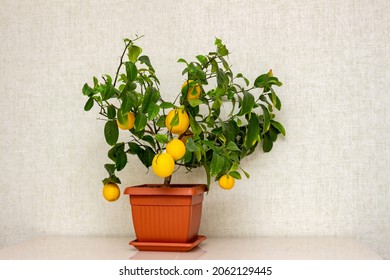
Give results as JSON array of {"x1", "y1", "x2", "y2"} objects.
[{"x1": 0, "y1": 236, "x2": 382, "y2": 260}]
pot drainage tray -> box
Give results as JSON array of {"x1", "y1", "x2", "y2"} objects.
[{"x1": 130, "y1": 235, "x2": 206, "y2": 252}]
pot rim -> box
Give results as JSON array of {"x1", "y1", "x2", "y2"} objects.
[{"x1": 124, "y1": 184, "x2": 207, "y2": 196}]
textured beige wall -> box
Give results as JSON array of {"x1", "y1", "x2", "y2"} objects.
[{"x1": 1, "y1": 0, "x2": 389, "y2": 259}]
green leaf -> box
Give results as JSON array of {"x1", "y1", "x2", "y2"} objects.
[
  {"x1": 147, "y1": 103, "x2": 160, "y2": 120},
  {"x1": 238, "y1": 91, "x2": 255, "y2": 116},
  {"x1": 260, "y1": 104, "x2": 271, "y2": 134},
  {"x1": 139, "y1": 55, "x2": 154, "y2": 69},
  {"x1": 104, "y1": 121, "x2": 119, "y2": 146},
  {"x1": 254, "y1": 74, "x2": 282, "y2": 89},
  {"x1": 189, "y1": 115, "x2": 202, "y2": 136},
  {"x1": 217, "y1": 68, "x2": 228, "y2": 88},
  {"x1": 244, "y1": 113, "x2": 260, "y2": 149},
  {"x1": 142, "y1": 135, "x2": 156, "y2": 149},
  {"x1": 102, "y1": 83, "x2": 116, "y2": 101},
  {"x1": 82, "y1": 83, "x2": 94, "y2": 96},
  {"x1": 177, "y1": 58, "x2": 188, "y2": 65},
  {"x1": 107, "y1": 105, "x2": 116, "y2": 119},
  {"x1": 263, "y1": 134, "x2": 273, "y2": 152},
  {"x1": 204, "y1": 163, "x2": 211, "y2": 191},
  {"x1": 268, "y1": 126, "x2": 278, "y2": 142},
  {"x1": 169, "y1": 111, "x2": 180, "y2": 127},
  {"x1": 156, "y1": 115, "x2": 166, "y2": 127},
  {"x1": 210, "y1": 151, "x2": 225, "y2": 177},
  {"x1": 142, "y1": 87, "x2": 160, "y2": 113},
  {"x1": 215, "y1": 38, "x2": 229, "y2": 56},
  {"x1": 103, "y1": 175, "x2": 121, "y2": 185},
  {"x1": 128, "y1": 45, "x2": 142, "y2": 63},
  {"x1": 226, "y1": 141, "x2": 241, "y2": 152},
  {"x1": 125, "y1": 61, "x2": 138, "y2": 82},
  {"x1": 160, "y1": 102, "x2": 175, "y2": 109},
  {"x1": 93, "y1": 77, "x2": 99, "y2": 87},
  {"x1": 108, "y1": 143, "x2": 125, "y2": 162},
  {"x1": 196, "y1": 55, "x2": 207, "y2": 65},
  {"x1": 117, "y1": 109, "x2": 129, "y2": 127},
  {"x1": 271, "y1": 120, "x2": 286, "y2": 136},
  {"x1": 229, "y1": 171, "x2": 242, "y2": 180},
  {"x1": 137, "y1": 146, "x2": 155, "y2": 168},
  {"x1": 186, "y1": 138, "x2": 199, "y2": 152},
  {"x1": 236, "y1": 73, "x2": 249, "y2": 86},
  {"x1": 120, "y1": 92, "x2": 133, "y2": 113},
  {"x1": 84, "y1": 97, "x2": 94, "y2": 111},
  {"x1": 211, "y1": 60, "x2": 218, "y2": 73},
  {"x1": 115, "y1": 150, "x2": 127, "y2": 171},
  {"x1": 241, "y1": 168, "x2": 250, "y2": 179},
  {"x1": 128, "y1": 142, "x2": 142, "y2": 154},
  {"x1": 155, "y1": 134, "x2": 169, "y2": 144},
  {"x1": 275, "y1": 94, "x2": 282, "y2": 110},
  {"x1": 134, "y1": 112, "x2": 147, "y2": 132},
  {"x1": 104, "y1": 163, "x2": 116, "y2": 176},
  {"x1": 189, "y1": 99, "x2": 203, "y2": 107}
]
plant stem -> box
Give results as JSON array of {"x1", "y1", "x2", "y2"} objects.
[{"x1": 163, "y1": 175, "x2": 171, "y2": 185}]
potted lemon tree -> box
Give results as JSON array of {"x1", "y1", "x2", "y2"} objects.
[{"x1": 82, "y1": 36, "x2": 285, "y2": 251}]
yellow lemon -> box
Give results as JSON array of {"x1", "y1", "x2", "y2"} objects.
[
  {"x1": 166, "y1": 139, "x2": 186, "y2": 160},
  {"x1": 218, "y1": 174, "x2": 235, "y2": 190},
  {"x1": 102, "y1": 183, "x2": 120, "y2": 202},
  {"x1": 182, "y1": 80, "x2": 201, "y2": 102},
  {"x1": 116, "y1": 112, "x2": 135, "y2": 130},
  {"x1": 165, "y1": 108, "x2": 190, "y2": 135},
  {"x1": 152, "y1": 153, "x2": 175, "y2": 178}
]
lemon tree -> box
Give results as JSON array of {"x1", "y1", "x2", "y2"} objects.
[{"x1": 82, "y1": 36, "x2": 285, "y2": 191}]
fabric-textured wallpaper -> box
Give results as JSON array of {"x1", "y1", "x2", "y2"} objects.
[{"x1": 0, "y1": 0, "x2": 389, "y2": 258}]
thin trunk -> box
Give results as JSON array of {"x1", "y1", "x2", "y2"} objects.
[{"x1": 163, "y1": 175, "x2": 172, "y2": 186}]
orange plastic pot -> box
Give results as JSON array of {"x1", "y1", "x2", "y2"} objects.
[{"x1": 124, "y1": 184, "x2": 207, "y2": 248}]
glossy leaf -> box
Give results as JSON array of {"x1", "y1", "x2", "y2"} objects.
[
  {"x1": 139, "y1": 55, "x2": 154, "y2": 69},
  {"x1": 229, "y1": 171, "x2": 242, "y2": 180},
  {"x1": 84, "y1": 97, "x2": 94, "y2": 111},
  {"x1": 271, "y1": 120, "x2": 286, "y2": 136},
  {"x1": 160, "y1": 102, "x2": 175, "y2": 109},
  {"x1": 115, "y1": 150, "x2": 127, "y2": 171},
  {"x1": 125, "y1": 61, "x2": 137, "y2": 82},
  {"x1": 155, "y1": 134, "x2": 169, "y2": 143},
  {"x1": 142, "y1": 87, "x2": 159, "y2": 113},
  {"x1": 147, "y1": 103, "x2": 160, "y2": 120},
  {"x1": 210, "y1": 151, "x2": 225, "y2": 176},
  {"x1": 107, "y1": 105, "x2": 116, "y2": 119},
  {"x1": 226, "y1": 141, "x2": 241, "y2": 152},
  {"x1": 104, "y1": 121, "x2": 119, "y2": 146},
  {"x1": 128, "y1": 45, "x2": 142, "y2": 63},
  {"x1": 82, "y1": 83, "x2": 93, "y2": 96},
  {"x1": 244, "y1": 113, "x2": 260, "y2": 149},
  {"x1": 238, "y1": 91, "x2": 255, "y2": 116},
  {"x1": 186, "y1": 138, "x2": 199, "y2": 152},
  {"x1": 134, "y1": 112, "x2": 147, "y2": 132},
  {"x1": 260, "y1": 104, "x2": 271, "y2": 134},
  {"x1": 262, "y1": 134, "x2": 273, "y2": 152}
]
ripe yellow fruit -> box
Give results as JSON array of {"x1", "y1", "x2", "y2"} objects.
[
  {"x1": 116, "y1": 112, "x2": 135, "y2": 130},
  {"x1": 166, "y1": 139, "x2": 186, "y2": 160},
  {"x1": 165, "y1": 108, "x2": 190, "y2": 135},
  {"x1": 152, "y1": 153, "x2": 175, "y2": 178},
  {"x1": 218, "y1": 174, "x2": 235, "y2": 190},
  {"x1": 102, "y1": 183, "x2": 120, "y2": 202},
  {"x1": 182, "y1": 80, "x2": 201, "y2": 101}
]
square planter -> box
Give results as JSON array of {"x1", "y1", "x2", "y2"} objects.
[{"x1": 124, "y1": 184, "x2": 207, "y2": 251}]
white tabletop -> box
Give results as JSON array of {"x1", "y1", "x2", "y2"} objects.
[{"x1": 0, "y1": 236, "x2": 382, "y2": 260}]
